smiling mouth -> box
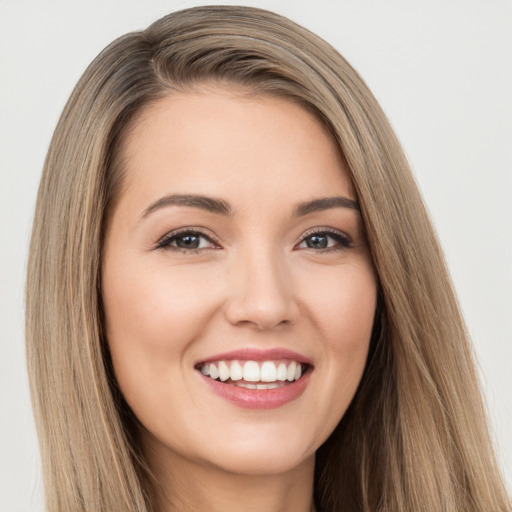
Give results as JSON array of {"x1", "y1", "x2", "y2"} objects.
[{"x1": 195, "y1": 359, "x2": 309, "y2": 389}]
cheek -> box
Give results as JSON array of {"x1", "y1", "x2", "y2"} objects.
[
  {"x1": 304, "y1": 260, "x2": 377, "y2": 347},
  {"x1": 301, "y1": 261, "x2": 377, "y2": 428},
  {"x1": 328, "y1": 269, "x2": 376, "y2": 379},
  {"x1": 102, "y1": 260, "x2": 219, "y2": 397},
  {"x1": 104, "y1": 259, "x2": 215, "y2": 338}
]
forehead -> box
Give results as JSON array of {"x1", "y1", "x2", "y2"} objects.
[{"x1": 116, "y1": 86, "x2": 354, "y2": 212}]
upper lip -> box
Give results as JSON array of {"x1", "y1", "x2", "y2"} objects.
[{"x1": 195, "y1": 348, "x2": 313, "y2": 366}]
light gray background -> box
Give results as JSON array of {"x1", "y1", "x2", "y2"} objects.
[{"x1": 1, "y1": 1, "x2": 511, "y2": 510}]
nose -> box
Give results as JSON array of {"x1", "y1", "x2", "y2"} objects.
[{"x1": 224, "y1": 248, "x2": 300, "y2": 331}]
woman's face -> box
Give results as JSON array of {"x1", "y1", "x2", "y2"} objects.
[{"x1": 102, "y1": 86, "x2": 377, "y2": 477}]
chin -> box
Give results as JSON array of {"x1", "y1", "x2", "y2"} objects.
[
  {"x1": 191, "y1": 423, "x2": 321, "y2": 476},
  {"x1": 206, "y1": 445, "x2": 315, "y2": 476}
]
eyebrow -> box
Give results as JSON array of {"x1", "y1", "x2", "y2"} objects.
[
  {"x1": 140, "y1": 193, "x2": 359, "y2": 221},
  {"x1": 293, "y1": 196, "x2": 360, "y2": 216},
  {"x1": 140, "y1": 194, "x2": 233, "y2": 220}
]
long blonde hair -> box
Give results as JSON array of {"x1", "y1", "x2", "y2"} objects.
[{"x1": 26, "y1": 5, "x2": 510, "y2": 511}]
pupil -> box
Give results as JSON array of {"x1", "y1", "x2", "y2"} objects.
[
  {"x1": 177, "y1": 235, "x2": 199, "y2": 249},
  {"x1": 307, "y1": 235, "x2": 328, "y2": 249}
]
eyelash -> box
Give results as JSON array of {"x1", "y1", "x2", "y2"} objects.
[
  {"x1": 155, "y1": 228, "x2": 220, "y2": 254},
  {"x1": 297, "y1": 227, "x2": 353, "y2": 252},
  {"x1": 155, "y1": 227, "x2": 353, "y2": 254}
]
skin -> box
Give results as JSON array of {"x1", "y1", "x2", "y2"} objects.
[{"x1": 102, "y1": 85, "x2": 377, "y2": 512}]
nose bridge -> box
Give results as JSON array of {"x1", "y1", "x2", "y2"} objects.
[{"x1": 225, "y1": 240, "x2": 298, "y2": 330}]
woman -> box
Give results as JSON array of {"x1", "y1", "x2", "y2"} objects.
[{"x1": 26, "y1": 5, "x2": 511, "y2": 511}]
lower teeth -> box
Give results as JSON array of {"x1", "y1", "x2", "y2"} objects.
[{"x1": 233, "y1": 381, "x2": 287, "y2": 390}]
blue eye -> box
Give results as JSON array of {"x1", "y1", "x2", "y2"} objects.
[
  {"x1": 297, "y1": 229, "x2": 352, "y2": 251},
  {"x1": 156, "y1": 230, "x2": 218, "y2": 251}
]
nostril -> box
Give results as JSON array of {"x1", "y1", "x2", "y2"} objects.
[{"x1": 224, "y1": 295, "x2": 300, "y2": 331}]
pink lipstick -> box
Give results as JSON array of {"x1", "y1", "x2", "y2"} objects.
[{"x1": 195, "y1": 348, "x2": 313, "y2": 409}]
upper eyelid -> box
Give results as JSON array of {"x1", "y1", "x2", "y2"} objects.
[
  {"x1": 300, "y1": 226, "x2": 348, "y2": 237},
  {"x1": 156, "y1": 227, "x2": 220, "y2": 248},
  {"x1": 299, "y1": 226, "x2": 352, "y2": 241}
]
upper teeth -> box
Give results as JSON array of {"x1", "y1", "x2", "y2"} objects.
[{"x1": 200, "y1": 360, "x2": 303, "y2": 383}]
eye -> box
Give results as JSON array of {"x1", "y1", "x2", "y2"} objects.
[
  {"x1": 296, "y1": 228, "x2": 352, "y2": 251},
  {"x1": 156, "y1": 229, "x2": 220, "y2": 252}
]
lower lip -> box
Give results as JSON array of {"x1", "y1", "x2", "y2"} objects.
[{"x1": 200, "y1": 371, "x2": 311, "y2": 409}]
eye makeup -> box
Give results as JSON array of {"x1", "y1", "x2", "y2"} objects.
[
  {"x1": 295, "y1": 227, "x2": 353, "y2": 252},
  {"x1": 155, "y1": 227, "x2": 221, "y2": 253}
]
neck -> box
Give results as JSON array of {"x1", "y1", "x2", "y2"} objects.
[{"x1": 143, "y1": 434, "x2": 317, "y2": 512}]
